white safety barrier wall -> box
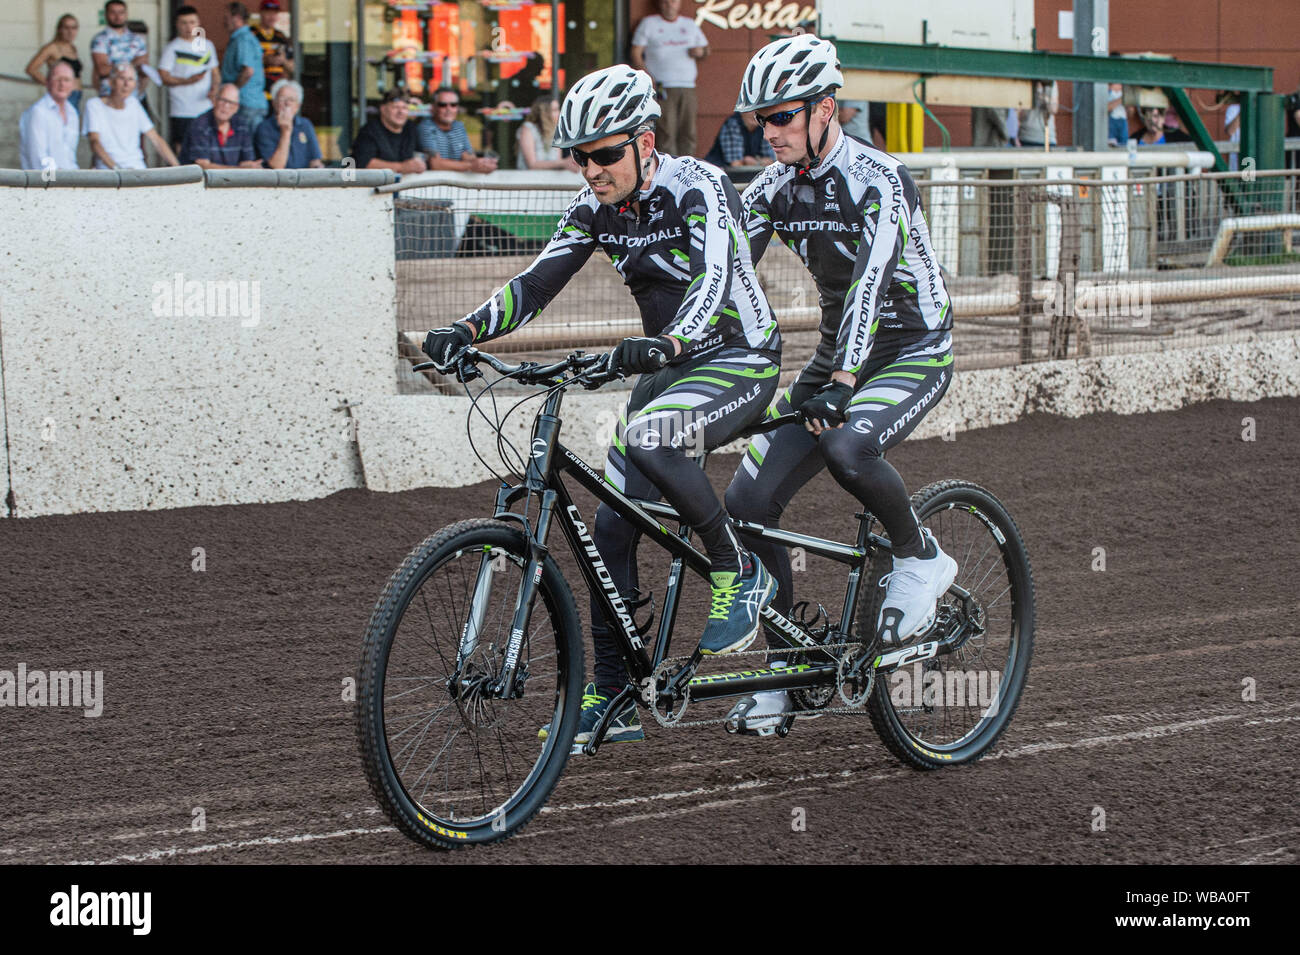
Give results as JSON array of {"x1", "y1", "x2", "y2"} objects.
[
  {"x1": 353, "y1": 333, "x2": 1300, "y2": 493},
  {"x1": 0, "y1": 167, "x2": 397, "y2": 517},
  {"x1": 2, "y1": 166, "x2": 1297, "y2": 515}
]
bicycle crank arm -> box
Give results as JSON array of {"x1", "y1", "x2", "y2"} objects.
[
  {"x1": 686, "y1": 662, "x2": 838, "y2": 702},
  {"x1": 581, "y1": 685, "x2": 638, "y2": 756}
]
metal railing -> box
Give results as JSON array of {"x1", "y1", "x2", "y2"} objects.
[{"x1": 390, "y1": 168, "x2": 1300, "y2": 392}]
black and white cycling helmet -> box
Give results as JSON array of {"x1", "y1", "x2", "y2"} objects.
[
  {"x1": 734, "y1": 33, "x2": 843, "y2": 113},
  {"x1": 554, "y1": 66, "x2": 661, "y2": 149}
]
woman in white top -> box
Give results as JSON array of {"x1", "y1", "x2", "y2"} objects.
[{"x1": 515, "y1": 98, "x2": 578, "y2": 171}]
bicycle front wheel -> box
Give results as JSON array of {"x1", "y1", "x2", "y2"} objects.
[
  {"x1": 863, "y1": 480, "x2": 1035, "y2": 769},
  {"x1": 356, "y1": 519, "x2": 584, "y2": 848}
]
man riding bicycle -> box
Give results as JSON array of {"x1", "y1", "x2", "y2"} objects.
[
  {"x1": 422, "y1": 66, "x2": 783, "y2": 748},
  {"x1": 722, "y1": 34, "x2": 957, "y2": 735}
]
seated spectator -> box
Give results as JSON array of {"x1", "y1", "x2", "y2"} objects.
[
  {"x1": 352, "y1": 87, "x2": 426, "y2": 174},
  {"x1": 704, "y1": 111, "x2": 774, "y2": 169},
  {"x1": 83, "y1": 62, "x2": 178, "y2": 169},
  {"x1": 416, "y1": 87, "x2": 497, "y2": 173},
  {"x1": 181, "y1": 83, "x2": 259, "y2": 168},
  {"x1": 516, "y1": 98, "x2": 576, "y2": 170},
  {"x1": 255, "y1": 79, "x2": 322, "y2": 169},
  {"x1": 20, "y1": 60, "x2": 80, "y2": 171}
]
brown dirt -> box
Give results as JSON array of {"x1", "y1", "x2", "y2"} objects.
[{"x1": 2, "y1": 397, "x2": 1297, "y2": 864}]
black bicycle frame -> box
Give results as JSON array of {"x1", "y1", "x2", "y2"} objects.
[{"x1": 488, "y1": 383, "x2": 900, "y2": 706}]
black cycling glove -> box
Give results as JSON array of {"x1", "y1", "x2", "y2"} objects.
[
  {"x1": 423, "y1": 324, "x2": 475, "y2": 367},
  {"x1": 610, "y1": 335, "x2": 673, "y2": 376},
  {"x1": 798, "y1": 380, "x2": 854, "y2": 429}
]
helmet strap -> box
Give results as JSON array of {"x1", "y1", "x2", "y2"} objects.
[
  {"x1": 797, "y1": 97, "x2": 832, "y2": 180},
  {"x1": 616, "y1": 137, "x2": 651, "y2": 216}
]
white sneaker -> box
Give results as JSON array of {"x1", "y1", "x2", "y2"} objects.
[
  {"x1": 725, "y1": 689, "x2": 791, "y2": 736},
  {"x1": 877, "y1": 529, "x2": 958, "y2": 645}
]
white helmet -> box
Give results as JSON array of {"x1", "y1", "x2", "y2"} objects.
[
  {"x1": 554, "y1": 66, "x2": 662, "y2": 148},
  {"x1": 735, "y1": 34, "x2": 843, "y2": 113}
]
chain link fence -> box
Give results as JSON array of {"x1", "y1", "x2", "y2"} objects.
[{"x1": 390, "y1": 168, "x2": 1300, "y2": 393}]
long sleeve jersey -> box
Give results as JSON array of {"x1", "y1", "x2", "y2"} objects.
[
  {"x1": 741, "y1": 130, "x2": 952, "y2": 376},
  {"x1": 460, "y1": 152, "x2": 780, "y2": 363}
]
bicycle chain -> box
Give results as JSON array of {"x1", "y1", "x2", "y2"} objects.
[{"x1": 642, "y1": 641, "x2": 878, "y2": 730}]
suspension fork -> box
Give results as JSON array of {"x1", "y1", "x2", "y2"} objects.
[{"x1": 490, "y1": 398, "x2": 565, "y2": 699}]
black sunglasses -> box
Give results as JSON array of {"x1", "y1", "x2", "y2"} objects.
[
  {"x1": 435, "y1": 100, "x2": 459, "y2": 108},
  {"x1": 754, "y1": 98, "x2": 824, "y2": 128},
  {"x1": 571, "y1": 133, "x2": 639, "y2": 168}
]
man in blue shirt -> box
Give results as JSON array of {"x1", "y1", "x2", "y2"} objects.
[
  {"x1": 255, "y1": 79, "x2": 323, "y2": 168},
  {"x1": 416, "y1": 87, "x2": 497, "y2": 173},
  {"x1": 221, "y1": 2, "x2": 266, "y2": 127}
]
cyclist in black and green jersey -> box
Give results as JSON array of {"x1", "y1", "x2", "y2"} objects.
[
  {"x1": 723, "y1": 34, "x2": 958, "y2": 735},
  {"x1": 422, "y1": 66, "x2": 782, "y2": 748}
]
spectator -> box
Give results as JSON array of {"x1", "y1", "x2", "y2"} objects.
[
  {"x1": 1107, "y1": 83, "x2": 1129, "y2": 146},
  {"x1": 255, "y1": 79, "x2": 322, "y2": 169},
  {"x1": 515, "y1": 98, "x2": 576, "y2": 170},
  {"x1": 180, "y1": 82, "x2": 259, "y2": 168},
  {"x1": 971, "y1": 106, "x2": 1009, "y2": 148},
  {"x1": 159, "y1": 5, "x2": 219, "y2": 154},
  {"x1": 83, "y1": 62, "x2": 178, "y2": 169},
  {"x1": 1136, "y1": 105, "x2": 1166, "y2": 145},
  {"x1": 252, "y1": 0, "x2": 293, "y2": 104},
  {"x1": 90, "y1": 1, "x2": 148, "y2": 100},
  {"x1": 24, "y1": 14, "x2": 83, "y2": 113},
  {"x1": 416, "y1": 88, "x2": 497, "y2": 173},
  {"x1": 20, "y1": 60, "x2": 80, "y2": 172},
  {"x1": 1017, "y1": 80, "x2": 1058, "y2": 148},
  {"x1": 1162, "y1": 107, "x2": 1192, "y2": 143},
  {"x1": 221, "y1": 2, "x2": 266, "y2": 127},
  {"x1": 630, "y1": 0, "x2": 708, "y2": 156},
  {"x1": 839, "y1": 99, "x2": 871, "y2": 143},
  {"x1": 352, "y1": 87, "x2": 426, "y2": 174},
  {"x1": 704, "y1": 111, "x2": 774, "y2": 168}
]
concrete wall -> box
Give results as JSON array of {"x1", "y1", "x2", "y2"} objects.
[
  {"x1": 0, "y1": 168, "x2": 396, "y2": 517},
  {"x1": 354, "y1": 334, "x2": 1300, "y2": 493}
]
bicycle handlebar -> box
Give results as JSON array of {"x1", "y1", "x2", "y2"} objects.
[
  {"x1": 412, "y1": 347, "x2": 610, "y2": 387},
  {"x1": 412, "y1": 348, "x2": 800, "y2": 436}
]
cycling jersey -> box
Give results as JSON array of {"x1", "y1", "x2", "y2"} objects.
[
  {"x1": 461, "y1": 152, "x2": 781, "y2": 363},
  {"x1": 742, "y1": 130, "x2": 951, "y2": 377}
]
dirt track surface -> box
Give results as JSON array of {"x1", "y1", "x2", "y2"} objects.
[{"x1": 2, "y1": 398, "x2": 1298, "y2": 865}]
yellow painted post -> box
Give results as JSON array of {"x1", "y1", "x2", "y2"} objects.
[{"x1": 885, "y1": 102, "x2": 924, "y2": 152}]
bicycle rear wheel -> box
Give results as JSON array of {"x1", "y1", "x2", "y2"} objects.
[
  {"x1": 862, "y1": 480, "x2": 1035, "y2": 769},
  {"x1": 356, "y1": 519, "x2": 584, "y2": 848}
]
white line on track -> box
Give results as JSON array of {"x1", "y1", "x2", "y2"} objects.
[
  {"x1": 72, "y1": 827, "x2": 398, "y2": 865},
  {"x1": 53, "y1": 700, "x2": 1299, "y2": 863}
]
